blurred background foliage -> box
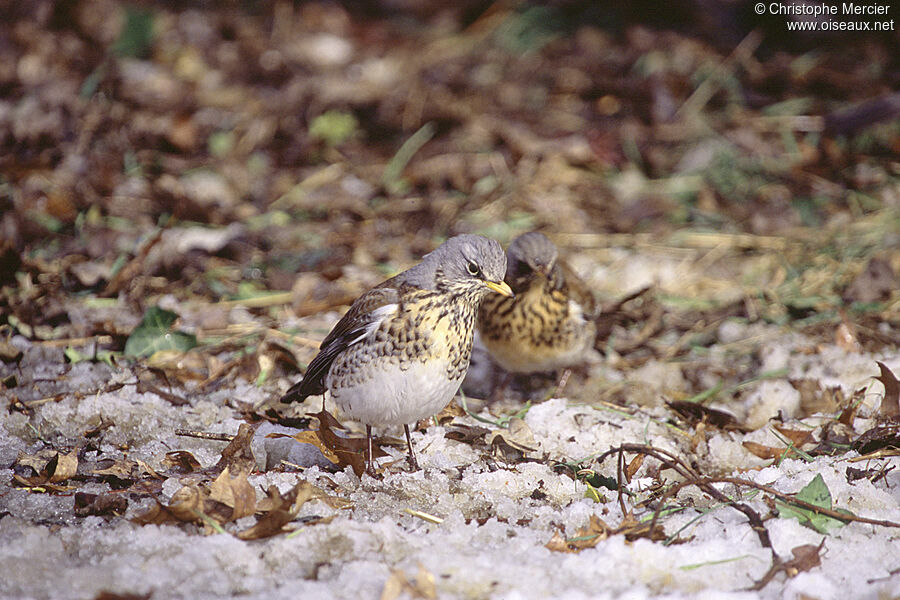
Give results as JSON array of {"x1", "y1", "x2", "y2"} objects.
[{"x1": 0, "y1": 0, "x2": 897, "y2": 377}]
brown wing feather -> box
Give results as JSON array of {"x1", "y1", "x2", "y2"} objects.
[
  {"x1": 280, "y1": 281, "x2": 402, "y2": 403},
  {"x1": 558, "y1": 261, "x2": 596, "y2": 318}
]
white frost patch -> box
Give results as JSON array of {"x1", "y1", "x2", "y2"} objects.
[
  {"x1": 2, "y1": 329, "x2": 900, "y2": 600},
  {"x1": 743, "y1": 380, "x2": 801, "y2": 430}
]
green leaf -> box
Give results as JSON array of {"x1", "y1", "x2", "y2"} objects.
[
  {"x1": 208, "y1": 130, "x2": 236, "y2": 158},
  {"x1": 583, "y1": 482, "x2": 603, "y2": 503},
  {"x1": 65, "y1": 346, "x2": 121, "y2": 367},
  {"x1": 776, "y1": 473, "x2": 853, "y2": 534},
  {"x1": 309, "y1": 110, "x2": 358, "y2": 147},
  {"x1": 64, "y1": 346, "x2": 89, "y2": 364},
  {"x1": 114, "y1": 6, "x2": 155, "y2": 59},
  {"x1": 124, "y1": 306, "x2": 197, "y2": 358},
  {"x1": 382, "y1": 122, "x2": 435, "y2": 196},
  {"x1": 96, "y1": 350, "x2": 120, "y2": 368}
]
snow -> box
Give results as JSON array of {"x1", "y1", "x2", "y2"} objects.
[{"x1": 2, "y1": 329, "x2": 899, "y2": 600}]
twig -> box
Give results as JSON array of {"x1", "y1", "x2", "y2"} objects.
[
  {"x1": 403, "y1": 508, "x2": 444, "y2": 524},
  {"x1": 33, "y1": 335, "x2": 114, "y2": 347},
  {"x1": 672, "y1": 476, "x2": 900, "y2": 529},
  {"x1": 175, "y1": 429, "x2": 235, "y2": 442},
  {"x1": 674, "y1": 29, "x2": 763, "y2": 122},
  {"x1": 214, "y1": 292, "x2": 293, "y2": 309},
  {"x1": 103, "y1": 226, "x2": 164, "y2": 296}
]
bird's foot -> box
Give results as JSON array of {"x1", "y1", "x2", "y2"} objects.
[
  {"x1": 403, "y1": 424, "x2": 420, "y2": 471},
  {"x1": 406, "y1": 453, "x2": 420, "y2": 471}
]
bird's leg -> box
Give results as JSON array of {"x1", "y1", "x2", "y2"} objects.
[
  {"x1": 551, "y1": 368, "x2": 572, "y2": 399},
  {"x1": 365, "y1": 425, "x2": 377, "y2": 477},
  {"x1": 490, "y1": 371, "x2": 513, "y2": 403},
  {"x1": 404, "y1": 424, "x2": 419, "y2": 470}
]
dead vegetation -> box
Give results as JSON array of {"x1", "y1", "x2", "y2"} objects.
[{"x1": 1, "y1": 1, "x2": 899, "y2": 598}]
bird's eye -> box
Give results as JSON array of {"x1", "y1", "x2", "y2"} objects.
[{"x1": 466, "y1": 261, "x2": 481, "y2": 277}]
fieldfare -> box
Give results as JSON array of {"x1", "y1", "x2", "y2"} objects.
[
  {"x1": 477, "y1": 232, "x2": 597, "y2": 390},
  {"x1": 281, "y1": 234, "x2": 513, "y2": 476}
]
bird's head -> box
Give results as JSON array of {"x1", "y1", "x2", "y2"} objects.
[
  {"x1": 412, "y1": 234, "x2": 513, "y2": 298},
  {"x1": 505, "y1": 232, "x2": 560, "y2": 293}
]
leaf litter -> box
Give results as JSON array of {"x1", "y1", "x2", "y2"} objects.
[{"x1": 0, "y1": 1, "x2": 899, "y2": 599}]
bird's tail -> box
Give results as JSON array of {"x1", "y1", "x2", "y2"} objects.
[{"x1": 279, "y1": 376, "x2": 323, "y2": 404}]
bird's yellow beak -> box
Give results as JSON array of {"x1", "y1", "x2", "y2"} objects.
[{"x1": 484, "y1": 280, "x2": 514, "y2": 297}]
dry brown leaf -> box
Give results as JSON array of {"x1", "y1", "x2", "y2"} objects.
[
  {"x1": 379, "y1": 565, "x2": 437, "y2": 600},
  {"x1": 772, "y1": 425, "x2": 816, "y2": 448},
  {"x1": 617, "y1": 510, "x2": 667, "y2": 542},
  {"x1": 168, "y1": 484, "x2": 207, "y2": 522},
  {"x1": 490, "y1": 418, "x2": 538, "y2": 461},
  {"x1": 92, "y1": 459, "x2": 139, "y2": 481},
  {"x1": 297, "y1": 410, "x2": 382, "y2": 476},
  {"x1": 48, "y1": 450, "x2": 78, "y2": 483},
  {"x1": 852, "y1": 423, "x2": 900, "y2": 454},
  {"x1": 134, "y1": 459, "x2": 162, "y2": 480},
  {"x1": 875, "y1": 361, "x2": 900, "y2": 417},
  {"x1": 837, "y1": 388, "x2": 865, "y2": 426},
  {"x1": 792, "y1": 379, "x2": 844, "y2": 417},
  {"x1": 809, "y1": 421, "x2": 854, "y2": 456},
  {"x1": 690, "y1": 421, "x2": 707, "y2": 452},
  {"x1": 283, "y1": 430, "x2": 341, "y2": 465},
  {"x1": 11, "y1": 473, "x2": 74, "y2": 492},
  {"x1": 208, "y1": 466, "x2": 257, "y2": 521},
  {"x1": 444, "y1": 423, "x2": 491, "y2": 444},
  {"x1": 74, "y1": 492, "x2": 128, "y2": 517},
  {"x1": 666, "y1": 401, "x2": 746, "y2": 431},
  {"x1": 215, "y1": 423, "x2": 257, "y2": 475},
  {"x1": 162, "y1": 450, "x2": 202, "y2": 473},
  {"x1": 834, "y1": 321, "x2": 862, "y2": 353},
  {"x1": 545, "y1": 531, "x2": 572, "y2": 553},
  {"x1": 254, "y1": 485, "x2": 287, "y2": 513},
  {"x1": 308, "y1": 485, "x2": 354, "y2": 510},
  {"x1": 433, "y1": 401, "x2": 465, "y2": 425},
  {"x1": 132, "y1": 500, "x2": 180, "y2": 526},
  {"x1": 752, "y1": 540, "x2": 825, "y2": 590},
  {"x1": 742, "y1": 441, "x2": 785, "y2": 460},
  {"x1": 784, "y1": 542, "x2": 823, "y2": 575},
  {"x1": 93, "y1": 590, "x2": 152, "y2": 600},
  {"x1": 625, "y1": 454, "x2": 645, "y2": 483},
  {"x1": 84, "y1": 418, "x2": 115, "y2": 438},
  {"x1": 236, "y1": 481, "x2": 314, "y2": 540},
  {"x1": 545, "y1": 514, "x2": 612, "y2": 553},
  {"x1": 380, "y1": 570, "x2": 408, "y2": 600},
  {"x1": 0, "y1": 337, "x2": 24, "y2": 363},
  {"x1": 15, "y1": 449, "x2": 56, "y2": 474}
]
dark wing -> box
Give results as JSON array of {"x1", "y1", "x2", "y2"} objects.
[
  {"x1": 559, "y1": 261, "x2": 597, "y2": 318},
  {"x1": 280, "y1": 282, "x2": 401, "y2": 403}
]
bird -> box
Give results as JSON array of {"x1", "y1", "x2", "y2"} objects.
[
  {"x1": 477, "y1": 231, "x2": 597, "y2": 394},
  {"x1": 281, "y1": 234, "x2": 513, "y2": 476}
]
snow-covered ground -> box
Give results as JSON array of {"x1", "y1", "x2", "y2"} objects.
[{"x1": 2, "y1": 322, "x2": 898, "y2": 600}]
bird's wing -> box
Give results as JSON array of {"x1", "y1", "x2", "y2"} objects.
[
  {"x1": 559, "y1": 262, "x2": 597, "y2": 318},
  {"x1": 280, "y1": 283, "x2": 401, "y2": 403}
]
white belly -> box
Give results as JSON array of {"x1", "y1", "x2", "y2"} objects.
[{"x1": 327, "y1": 359, "x2": 461, "y2": 426}]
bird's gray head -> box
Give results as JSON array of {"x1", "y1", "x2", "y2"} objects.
[
  {"x1": 506, "y1": 232, "x2": 560, "y2": 291},
  {"x1": 405, "y1": 234, "x2": 512, "y2": 297}
]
